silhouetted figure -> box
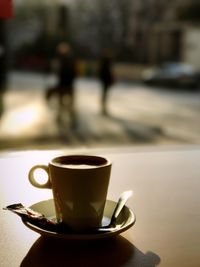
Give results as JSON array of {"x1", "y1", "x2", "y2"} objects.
[
  {"x1": 0, "y1": 22, "x2": 7, "y2": 120},
  {"x1": 0, "y1": 2, "x2": 13, "y2": 121},
  {"x1": 98, "y1": 51, "x2": 114, "y2": 115},
  {"x1": 46, "y1": 42, "x2": 77, "y2": 124},
  {"x1": 0, "y1": 45, "x2": 5, "y2": 118}
]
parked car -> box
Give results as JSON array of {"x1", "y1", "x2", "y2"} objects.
[{"x1": 142, "y1": 62, "x2": 200, "y2": 89}]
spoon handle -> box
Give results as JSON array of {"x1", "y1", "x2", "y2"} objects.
[{"x1": 110, "y1": 190, "x2": 133, "y2": 224}]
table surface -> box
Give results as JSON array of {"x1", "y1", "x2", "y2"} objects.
[{"x1": 1, "y1": 145, "x2": 200, "y2": 267}]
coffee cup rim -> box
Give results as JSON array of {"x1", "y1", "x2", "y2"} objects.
[{"x1": 50, "y1": 155, "x2": 111, "y2": 169}]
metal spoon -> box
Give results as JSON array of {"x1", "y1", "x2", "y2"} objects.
[{"x1": 92, "y1": 190, "x2": 133, "y2": 233}]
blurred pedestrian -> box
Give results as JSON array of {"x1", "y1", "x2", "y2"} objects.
[
  {"x1": 0, "y1": 20, "x2": 9, "y2": 121},
  {"x1": 98, "y1": 50, "x2": 114, "y2": 115},
  {"x1": 0, "y1": 44, "x2": 6, "y2": 119},
  {"x1": 1, "y1": 0, "x2": 14, "y2": 118},
  {"x1": 46, "y1": 42, "x2": 77, "y2": 124}
]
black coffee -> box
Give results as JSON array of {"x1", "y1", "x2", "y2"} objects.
[{"x1": 52, "y1": 155, "x2": 108, "y2": 169}]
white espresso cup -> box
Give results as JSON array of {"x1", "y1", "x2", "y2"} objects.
[{"x1": 28, "y1": 155, "x2": 111, "y2": 231}]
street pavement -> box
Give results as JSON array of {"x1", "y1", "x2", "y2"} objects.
[{"x1": 0, "y1": 71, "x2": 200, "y2": 151}]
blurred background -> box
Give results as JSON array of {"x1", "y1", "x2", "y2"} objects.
[{"x1": 0, "y1": 0, "x2": 200, "y2": 151}]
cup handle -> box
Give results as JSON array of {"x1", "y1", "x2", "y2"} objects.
[{"x1": 28, "y1": 165, "x2": 52, "y2": 189}]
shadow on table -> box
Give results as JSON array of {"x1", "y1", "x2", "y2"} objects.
[{"x1": 20, "y1": 236, "x2": 160, "y2": 267}]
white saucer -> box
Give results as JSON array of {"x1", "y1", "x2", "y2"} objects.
[{"x1": 22, "y1": 199, "x2": 136, "y2": 241}]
